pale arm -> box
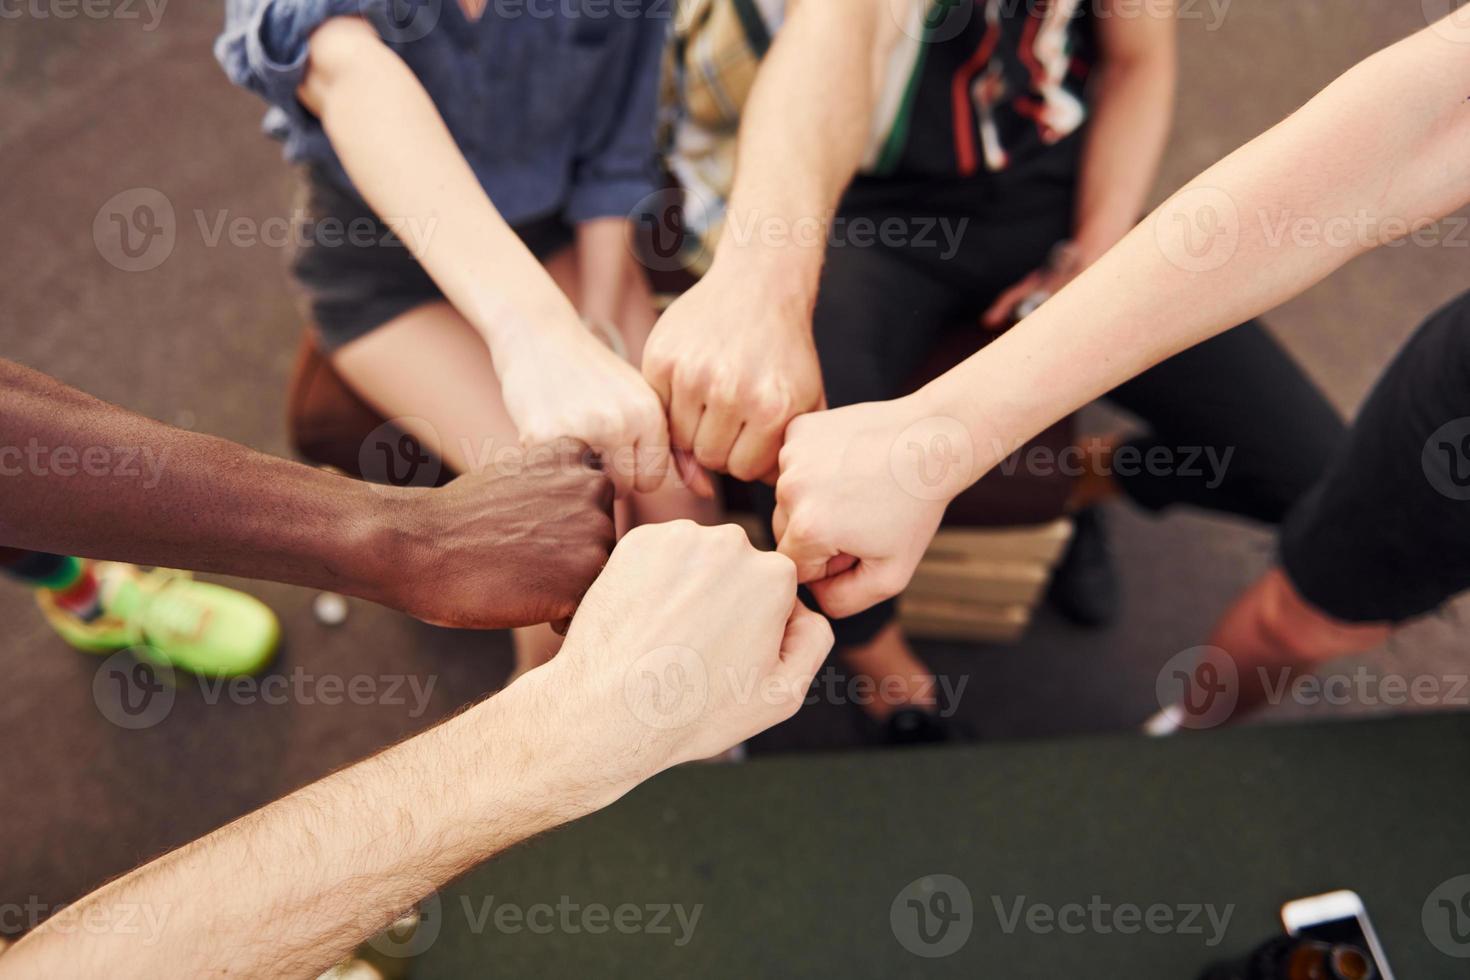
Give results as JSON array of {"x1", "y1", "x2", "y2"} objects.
[
  {"x1": 775, "y1": 15, "x2": 1470, "y2": 616},
  {"x1": 297, "y1": 18, "x2": 671, "y2": 497},
  {"x1": 936, "y1": 16, "x2": 1470, "y2": 467},
  {"x1": 643, "y1": 0, "x2": 910, "y2": 481},
  {"x1": 3, "y1": 522, "x2": 833, "y2": 978}
]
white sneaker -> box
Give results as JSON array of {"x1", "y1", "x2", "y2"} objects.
[{"x1": 1142, "y1": 704, "x2": 1186, "y2": 737}]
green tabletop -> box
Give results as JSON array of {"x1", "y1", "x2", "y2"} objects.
[{"x1": 414, "y1": 713, "x2": 1470, "y2": 978}]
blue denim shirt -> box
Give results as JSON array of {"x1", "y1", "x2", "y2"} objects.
[{"x1": 216, "y1": 0, "x2": 668, "y2": 226}]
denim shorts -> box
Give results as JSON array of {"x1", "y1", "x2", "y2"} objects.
[{"x1": 288, "y1": 166, "x2": 575, "y2": 350}]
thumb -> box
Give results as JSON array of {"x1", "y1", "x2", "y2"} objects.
[
  {"x1": 807, "y1": 560, "x2": 902, "y2": 619},
  {"x1": 775, "y1": 599, "x2": 834, "y2": 688},
  {"x1": 673, "y1": 449, "x2": 715, "y2": 498},
  {"x1": 776, "y1": 520, "x2": 838, "y2": 585}
]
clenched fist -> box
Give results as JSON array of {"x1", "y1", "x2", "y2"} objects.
[
  {"x1": 643, "y1": 265, "x2": 825, "y2": 483},
  {"x1": 545, "y1": 520, "x2": 833, "y2": 779},
  {"x1": 774, "y1": 396, "x2": 982, "y2": 619},
  {"x1": 368, "y1": 439, "x2": 615, "y2": 629},
  {"x1": 495, "y1": 318, "x2": 674, "y2": 499}
]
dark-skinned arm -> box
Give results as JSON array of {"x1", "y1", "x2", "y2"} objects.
[{"x1": 0, "y1": 358, "x2": 614, "y2": 629}]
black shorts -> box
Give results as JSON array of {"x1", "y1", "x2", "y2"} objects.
[
  {"x1": 288, "y1": 166, "x2": 575, "y2": 351},
  {"x1": 1281, "y1": 289, "x2": 1470, "y2": 624}
]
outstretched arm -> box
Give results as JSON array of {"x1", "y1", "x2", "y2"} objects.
[
  {"x1": 0, "y1": 358, "x2": 614, "y2": 629},
  {"x1": 2, "y1": 522, "x2": 834, "y2": 978},
  {"x1": 643, "y1": 0, "x2": 911, "y2": 481},
  {"x1": 776, "y1": 13, "x2": 1470, "y2": 617},
  {"x1": 293, "y1": 16, "x2": 670, "y2": 498}
]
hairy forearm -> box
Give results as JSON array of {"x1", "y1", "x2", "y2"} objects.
[
  {"x1": 1073, "y1": 39, "x2": 1176, "y2": 256},
  {"x1": 710, "y1": 0, "x2": 897, "y2": 303},
  {"x1": 4, "y1": 669, "x2": 627, "y2": 978},
  {"x1": 0, "y1": 358, "x2": 403, "y2": 600},
  {"x1": 299, "y1": 19, "x2": 582, "y2": 357},
  {"x1": 924, "y1": 19, "x2": 1470, "y2": 471}
]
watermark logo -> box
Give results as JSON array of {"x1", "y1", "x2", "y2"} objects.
[
  {"x1": 892, "y1": 0, "x2": 974, "y2": 44},
  {"x1": 372, "y1": 0, "x2": 442, "y2": 42},
  {"x1": 92, "y1": 650, "x2": 175, "y2": 730},
  {"x1": 1424, "y1": 875, "x2": 1470, "y2": 957},
  {"x1": 359, "y1": 418, "x2": 443, "y2": 491},
  {"x1": 1423, "y1": 417, "x2": 1470, "y2": 501},
  {"x1": 1155, "y1": 186, "x2": 1239, "y2": 273},
  {"x1": 624, "y1": 645, "x2": 709, "y2": 731},
  {"x1": 1425, "y1": 0, "x2": 1470, "y2": 43},
  {"x1": 1155, "y1": 646, "x2": 1239, "y2": 730},
  {"x1": 890, "y1": 874, "x2": 973, "y2": 958},
  {"x1": 629, "y1": 186, "x2": 715, "y2": 273},
  {"x1": 890, "y1": 416, "x2": 975, "y2": 502},
  {"x1": 94, "y1": 187, "x2": 175, "y2": 273}
]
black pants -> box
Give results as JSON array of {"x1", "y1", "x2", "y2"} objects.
[
  {"x1": 768, "y1": 166, "x2": 1347, "y2": 646},
  {"x1": 1282, "y1": 289, "x2": 1470, "y2": 623}
]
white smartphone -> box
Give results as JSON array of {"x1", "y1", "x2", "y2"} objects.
[{"x1": 1280, "y1": 890, "x2": 1395, "y2": 980}]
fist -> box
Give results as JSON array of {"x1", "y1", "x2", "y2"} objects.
[
  {"x1": 548, "y1": 521, "x2": 834, "y2": 778},
  {"x1": 643, "y1": 271, "x2": 825, "y2": 483},
  {"x1": 380, "y1": 439, "x2": 616, "y2": 629}
]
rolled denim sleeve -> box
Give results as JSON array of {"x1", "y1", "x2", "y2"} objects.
[
  {"x1": 564, "y1": 12, "x2": 669, "y2": 224},
  {"x1": 215, "y1": 0, "x2": 386, "y2": 118}
]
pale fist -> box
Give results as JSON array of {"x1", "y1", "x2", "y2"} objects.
[
  {"x1": 548, "y1": 521, "x2": 833, "y2": 778},
  {"x1": 774, "y1": 397, "x2": 978, "y2": 619},
  {"x1": 643, "y1": 272, "x2": 825, "y2": 483},
  {"x1": 497, "y1": 322, "x2": 672, "y2": 499}
]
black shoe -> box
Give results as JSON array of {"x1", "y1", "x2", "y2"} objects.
[
  {"x1": 880, "y1": 707, "x2": 954, "y2": 746},
  {"x1": 1047, "y1": 506, "x2": 1121, "y2": 628}
]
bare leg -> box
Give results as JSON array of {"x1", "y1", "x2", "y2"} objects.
[
  {"x1": 1209, "y1": 566, "x2": 1391, "y2": 721},
  {"x1": 330, "y1": 299, "x2": 564, "y2": 679},
  {"x1": 838, "y1": 622, "x2": 938, "y2": 722},
  {"x1": 1148, "y1": 566, "x2": 1392, "y2": 733}
]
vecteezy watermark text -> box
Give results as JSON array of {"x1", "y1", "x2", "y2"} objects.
[
  {"x1": 0, "y1": 0, "x2": 167, "y2": 30},
  {"x1": 0, "y1": 439, "x2": 168, "y2": 488},
  {"x1": 460, "y1": 895, "x2": 701, "y2": 947}
]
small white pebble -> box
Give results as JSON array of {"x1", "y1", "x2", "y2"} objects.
[{"x1": 313, "y1": 592, "x2": 349, "y2": 626}]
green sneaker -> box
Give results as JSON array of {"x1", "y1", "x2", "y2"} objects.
[{"x1": 37, "y1": 563, "x2": 280, "y2": 677}]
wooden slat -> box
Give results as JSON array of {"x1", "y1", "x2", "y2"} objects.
[
  {"x1": 899, "y1": 597, "x2": 1031, "y2": 644},
  {"x1": 907, "y1": 558, "x2": 1048, "y2": 605},
  {"x1": 924, "y1": 520, "x2": 1073, "y2": 566}
]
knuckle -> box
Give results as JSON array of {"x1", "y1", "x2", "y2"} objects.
[
  {"x1": 713, "y1": 522, "x2": 750, "y2": 549},
  {"x1": 749, "y1": 388, "x2": 791, "y2": 426},
  {"x1": 760, "y1": 551, "x2": 799, "y2": 592},
  {"x1": 783, "y1": 507, "x2": 820, "y2": 544}
]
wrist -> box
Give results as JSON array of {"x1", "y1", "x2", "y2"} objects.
[
  {"x1": 907, "y1": 376, "x2": 1008, "y2": 486},
  {"x1": 472, "y1": 290, "x2": 585, "y2": 365},
  {"x1": 336, "y1": 483, "x2": 439, "y2": 610},
  {"x1": 707, "y1": 223, "x2": 824, "y2": 317},
  {"x1": 487, "y1": 661, "x2": 648, "y2": 815},
  {"x1": 1072, "y1": 219, "x2": 1133, "y2": 267}
]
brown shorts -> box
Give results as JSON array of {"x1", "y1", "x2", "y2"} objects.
[{"x1": 288, "y1": 166, "x2": 575, "y2": 351}]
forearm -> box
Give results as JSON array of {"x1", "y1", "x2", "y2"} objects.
[
  {"x1": 4, "y1": 669, "x2": 629, "y2": 978},
  {"x1": 924, "y1": 21, "x2": 1470, "y2": 472},
  {"x1": 710, "y1": 0, "x2": 897, "y2": 304},
  {"x1": 1073, "y1": 39, "x2": 1176, "y2": 257},
  {"x1": 299, "y1": 20, "x2": 582, "y2": 359},
  {"x1": 0, "y1": 359, "x2": 403, "y2": 600}
]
